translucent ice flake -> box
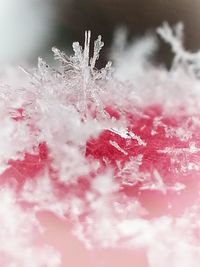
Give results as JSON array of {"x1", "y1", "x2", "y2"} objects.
[
  {"x1": 116, "y1": 155, "x2": 145, "y2": 186},
  {"x1": 51, "y1": 31, "x2": 113, "y2": 119}
]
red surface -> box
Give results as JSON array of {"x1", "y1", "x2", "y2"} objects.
[
  {"x1": 3, "y1": 105, "x2": 200, "y2": 266},
  {"x1": 4, "y1": 105, "x2": 200, "y2": 217}
]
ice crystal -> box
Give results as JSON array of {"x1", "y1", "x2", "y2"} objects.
[
  {"x1": 51, "y1": 31, "x2": 113, "y2": 119},
  {"x1": 116, "y1": 155, "x2": 145, "y2": 186},
  {"x1": 157, "y1": 22, "x2": 200, "y2": 75}
]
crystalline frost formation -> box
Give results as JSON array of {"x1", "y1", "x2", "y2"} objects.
[{"x1": 0, "y1": 23, "x2": 200, "y2": 267}]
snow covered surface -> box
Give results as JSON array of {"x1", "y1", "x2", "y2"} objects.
[{"x1": 1, "y1": 23, "x2": 200, "y2": 266}]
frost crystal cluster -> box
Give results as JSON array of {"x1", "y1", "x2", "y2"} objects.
[{"x1": 1, "y1": 23, "x2": 200, "y2": 267}]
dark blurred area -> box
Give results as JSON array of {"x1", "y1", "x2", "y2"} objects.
[
  {"x1": 1, "y1": 0, "x2": 200, "y2": 66},
  {"x1": 54, "y1": 0, "x2": 200, "y2": 67}
]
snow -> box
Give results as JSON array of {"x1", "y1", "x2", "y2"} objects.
[{"x1": 0, "y1": 23, "x2": 200, "y2": 266}]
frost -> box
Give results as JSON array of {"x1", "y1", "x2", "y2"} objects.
[
  {"x1": 148, "y1": 169, "x2": 166, "y2": 193},
  {"x1": 92, "y1": 172, "x2": 119, "y2": 195},
  {"x1": 117, "y1": 155, "x2": 145, "y2": 186},
  {"x1": 21, "y1": 172, "x2": 68, "y2": 216},
  {"x1": 0, "y1": 106, "x2": 37, "y2": 174},
  {"x1": 51, "y1": 144, "x2": 90, "y2": 184},
  {"x1": 0, "y1": 188, "x2": 61, "y2": 267},
  {"x1": 110, "y1": 127, "x2": 146, "y2": 146},
  {"x1": 157, "y1": 22, "x2": 200, "y2": 75},
  {"x1": 111, "y1": 27, "x2": 158, "y2": 81},
  {"x1": 109, "y1": 140, "x2": 128, "y2": 155},
  {"x1": 51, "y1": 31, "x2": 113, "y2": 119},
  {"x1": 0, "y1": 31, "x2": 118, "y2": 266},
  {"x1": 128, "y1": 131, "x2": 147, "y2": 146},
  {"x1": 0, "y1": 23, "x2": 200, "y2": 267}
]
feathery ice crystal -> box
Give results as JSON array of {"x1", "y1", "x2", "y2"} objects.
[{"x1": 1, "y1": 23, "x2": 200, "y2": 266}]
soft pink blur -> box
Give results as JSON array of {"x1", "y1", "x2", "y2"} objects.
[{"x1": 39, "y1": 212, "x2": 147, "y2": 267}]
